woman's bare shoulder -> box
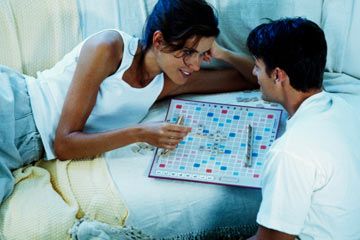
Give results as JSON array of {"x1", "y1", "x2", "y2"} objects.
[{"x1": 80, "y1": 30, "x2": 124, "y2": 74}]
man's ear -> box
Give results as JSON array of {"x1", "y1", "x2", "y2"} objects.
[
  {"x1": 273, "y1": 67, "x2": 288, "y2": 84},
  {"x1": 153, "y1": 30, "x2": 164, "y2": 50}
]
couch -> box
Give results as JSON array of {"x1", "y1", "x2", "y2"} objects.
[{"x1": 0, "y1": 0, "x2": 359, "y2": 239}]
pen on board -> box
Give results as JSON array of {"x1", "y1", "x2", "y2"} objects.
[
  {"x1": 245, "y1": 124, "x2": 253, "y2": 167},
  {"x1": 161, "y1": 115, "x2": 184, "y2": 155}
]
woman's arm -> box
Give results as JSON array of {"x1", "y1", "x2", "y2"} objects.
[
  {"x1": 248, "y1": 226, "x2": 296, "y2": 240},
  {"x1": 210, "y1": 41, "x2": 258, "y2": 85},
  {"x1": 54, "y1": 31, "x2": 190, "y2": 160},
  {"x1": 159, "y1": 68, "x2": 255, "y2": 99},
  {"x1": 159, "y1": 42, "x2": 258, "y2": 99}
]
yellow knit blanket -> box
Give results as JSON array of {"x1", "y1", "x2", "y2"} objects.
[{"x1": 0, "y1": 158, "x2": 128, "y2": 240}]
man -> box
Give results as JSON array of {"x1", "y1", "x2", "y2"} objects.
[
  {"x1": 216, "y1": 17, "x2": 360, "y2": 239},
  {"x1": 246, "y1": 17, "x2": 360, "y2": 240}
]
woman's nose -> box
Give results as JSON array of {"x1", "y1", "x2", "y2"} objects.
[{"x1": 187, "y1": 54, "x2": 201, "y2": 71}]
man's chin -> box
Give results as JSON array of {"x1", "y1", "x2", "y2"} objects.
[
  {"x1": 261, "y1": 94, "x2": 279, "y2": 105},
  {"x1": 260, "y1": 93, "x2": 268, "y2": 101}
]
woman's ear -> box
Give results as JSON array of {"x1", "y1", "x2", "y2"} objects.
[{"x1": 153, "y1": 30, "x2": 164, "y2": 50}]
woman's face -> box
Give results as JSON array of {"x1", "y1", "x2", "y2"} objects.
[{"x1": 157, "y1": 36, "x2": 215, "y2": 85}]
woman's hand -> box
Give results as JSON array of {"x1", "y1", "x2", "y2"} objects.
[
  {"x1": 138, "y1": 122, "x2": 192, "y2": 149},
  {"x1": 203, "y1": 41, "x2": 228, "y2": 62},
  {"x1": 203, "y1": 41, "x2": 258, "y2": 87}
]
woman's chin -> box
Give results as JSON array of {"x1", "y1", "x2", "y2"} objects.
[{"x1": 175, "y1": 72, "x2": 189, "y2": 85}]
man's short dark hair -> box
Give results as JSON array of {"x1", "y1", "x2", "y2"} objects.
[{"x1": 247, "y1": 17, "x2": 327, "y2": 92}]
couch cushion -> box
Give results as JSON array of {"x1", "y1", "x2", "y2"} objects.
[
  {"x1": 340, "y1": 0, "x2": 360, "y2": 80},
  {"x1": 0, "y1": 0, "x2": 22, "y2": 72},
  {"x1": 78, "y1": 0, "x2": 157, "y2": 39},
  {"x1": 207, "y1": 0, "x2": 322, "y2": 60},
  {"x1": 321, "y1": 0, "x2": 360, "y2": 92},
  {"x1": 0, "y1": 0, "x2": 81, "y2": 76}
]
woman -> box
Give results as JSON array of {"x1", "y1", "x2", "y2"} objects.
[
  {"x1": 0, "y1": 0, "x2": 257, "y2": 205},
  {"x1": 1, "y1": 0, "x2": 262, "y2": 238}
]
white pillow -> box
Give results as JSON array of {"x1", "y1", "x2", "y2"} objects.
[
  {"x1": 207, "y1": 0, "x2": 322, "y2": 57},
  {"x1": 341, "y1": 0, "x2": 360, "y2": 80}
]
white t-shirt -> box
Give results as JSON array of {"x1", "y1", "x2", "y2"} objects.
[
  {"x1": 257, "y1": 91, "x2": 360, "y2": 239},
  {"x1": 26, "y1": 30, "x2": 164, "y2": 159}
]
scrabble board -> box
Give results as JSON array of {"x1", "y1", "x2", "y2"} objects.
[{"x1": 149, "y1": 99, "x2": 283, "y2": 188}]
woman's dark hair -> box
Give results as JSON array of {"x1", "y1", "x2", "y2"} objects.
[
  {"x1": 247, "y1": 17, "x2": 327, "y2": 92},
  {"x1": 141, "y1": 0, "x2": 220, "y2": 52}
]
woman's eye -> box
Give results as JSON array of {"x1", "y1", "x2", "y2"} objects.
[
  {"x1": 182, "y1": 49, "x2": 194, "y2": 56},
  {"x1": 201, "y1": 50, "x2": 211, "y2": 58}
]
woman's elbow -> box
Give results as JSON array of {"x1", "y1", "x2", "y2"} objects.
[{"x1": 54, "y1": 135, "x2": 71, "y2": 161}]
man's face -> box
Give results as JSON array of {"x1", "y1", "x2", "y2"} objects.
[{"x1": 252, "y1": 58, "x2": 278, "y2": 102}]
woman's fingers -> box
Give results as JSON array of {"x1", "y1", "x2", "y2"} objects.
[
  {"x1": 160, "y1": 133, "x2": 185, "y2": 149},
  {"x1": 166, "y1": 132, "x2": 184, "y2": 140},
  {"x1": 163, "y1": 144, "x2": 177, "y2": 150},
  {"x1": 166, "y1": 124, "x2": 191, "y2": 133},
  {"x1": 142, "y1": 121, "x2": 191, "y2": 148}
]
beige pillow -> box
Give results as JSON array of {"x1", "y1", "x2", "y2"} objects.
[{"x1": 0, "y1": 0, "x2": 81, "y2": 76}]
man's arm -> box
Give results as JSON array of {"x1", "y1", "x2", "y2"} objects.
[{"x1": 248, "y1": 225, "x2": 296, "y2": 240}]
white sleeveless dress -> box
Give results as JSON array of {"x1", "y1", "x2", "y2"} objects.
[{"x1": 26, "y1": 30, "x2": 163, "y2": 160}]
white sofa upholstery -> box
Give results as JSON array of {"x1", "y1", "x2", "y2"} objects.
[
  {"x1": 1, "y1": 0, "x2": 359, "y2": 90},
  {"x1": 0, "y1": 0, "x2": 359, "y2": 239},
  {"x1": 77, "y1": 0, "x2": 360, "y2": 94}
]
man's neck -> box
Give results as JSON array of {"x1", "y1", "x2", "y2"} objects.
[{"x1": 283, "y1": 88, "x2": 322, "y2": 117}]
